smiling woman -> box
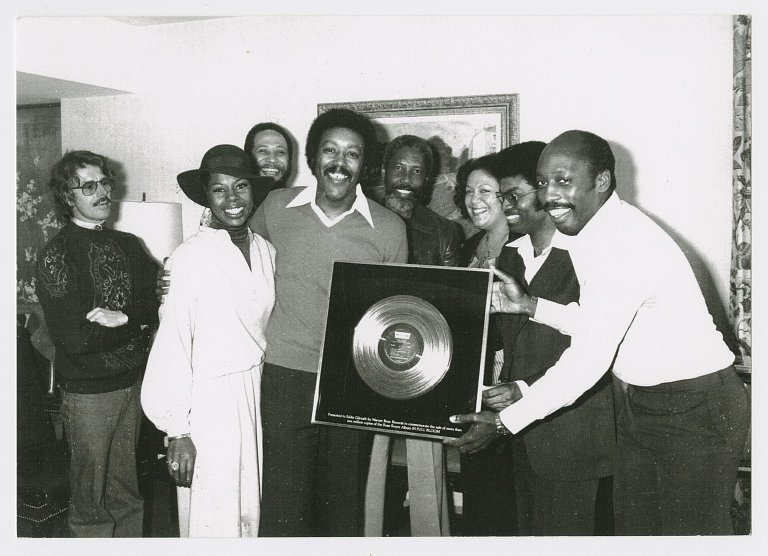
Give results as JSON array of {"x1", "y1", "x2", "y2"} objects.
[
  {"x1": 206, "y1": 173, "x2": 253, "y2": 228},
  {"x1": 454, "y1": 155, "x2": 510, "y2": 269},
  {"x1": 141, "y1": 144, "x2": 277, "y2": 537}
]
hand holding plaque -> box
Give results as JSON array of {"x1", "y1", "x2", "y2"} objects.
[{"x1": 489, "y1": 263, "x2": 536, "y2": 316}]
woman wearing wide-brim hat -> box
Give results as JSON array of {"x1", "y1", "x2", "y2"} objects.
[{"x1": 142, "y1": 144, "x2": 277, "y2": 537}]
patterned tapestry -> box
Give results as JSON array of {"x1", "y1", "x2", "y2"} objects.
[
  {"x1": 17, "y1": 105, "x2": 64, "y2": 304},
  {"x1": 731, "y1": 15, "x2": 751, "y2": 368}
]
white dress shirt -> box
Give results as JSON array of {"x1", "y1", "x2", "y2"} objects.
[
  {"x1": 500, "y1": 193, "x2": 734, "y2": 434},
  {"x1": 496, "y1": 235, "x2": 580, "y2": 336},
  {"x1": 71, "y1": 216, "x2": 106, "y2": 230},
  {"x1": 506, "y1": 234, "x2": 553, "y2": 284},
  {"x1": 285, "y1": 178, "x2": 374, "y2": 228}
]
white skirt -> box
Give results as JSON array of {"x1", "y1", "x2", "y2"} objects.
[{"x1": 176, "y1": 366, "x2": 262, "y2": 537}]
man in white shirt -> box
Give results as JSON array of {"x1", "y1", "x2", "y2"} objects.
[
  {"x1": 451, "y1": 130, "x2": 749, "y2": 535},
  {"x1": 447, "y1": 141, "x2": 615, "y2": 536}
]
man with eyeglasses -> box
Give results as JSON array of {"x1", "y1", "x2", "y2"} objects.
[
  {"x1": 446, "y1": 141, "x2": 615, "y2": 536},
  {"x1": 37, "y1": 150, "x2": 159, "y2": 537}
]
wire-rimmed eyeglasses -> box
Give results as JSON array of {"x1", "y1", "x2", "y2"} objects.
[
  {"x1": 71, "y1": 178, "x2": 116, "y2": 196},
  {"x1": 495, "y1": 189, "x2": 538, "y2": 207}
]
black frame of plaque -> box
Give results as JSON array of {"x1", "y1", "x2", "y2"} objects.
[{"x1": 312, "y1": 261, "x2": 492, "y2": 440}]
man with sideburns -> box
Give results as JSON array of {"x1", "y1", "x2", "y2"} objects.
[
  {"x1": 37, "y1": 150, "x2": 159, "y2": 537},
  {"x1": 381, "y1": 134, "x2": 463, "y2": 266},
  {"x1": 250, "y1": 109, "x2": 408, "y2": 536}
]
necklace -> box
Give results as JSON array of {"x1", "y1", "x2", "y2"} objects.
[{"x1": 477, "y1": 231, "x2": 508, "y2": 264}]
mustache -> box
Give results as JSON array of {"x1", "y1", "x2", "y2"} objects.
[
  {"x1": 387, "y1": 184, "x2": 414, "y2": 194},
  {"x1": 386, "y1": 183, "x2": 430, "y2": 204},
  {"x1": 385, "y1": 191, "x2": 415, "y2": 203},
  {"x1": 505, "y1": 198, "x2": 546, "y2": 215},
  {"x1": 542, "y1": 201, "x2": 574, "y2": 211},
  {"x1": 323, "y1": 165, "x2": 352, "y2": 179},
  {"x1": 93, "y1": 196, "x2": 111, "y2": 206}
]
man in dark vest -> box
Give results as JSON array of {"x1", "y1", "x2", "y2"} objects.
[{"x1": 446, "y1": 141, "x2": 615, "y2": 535}]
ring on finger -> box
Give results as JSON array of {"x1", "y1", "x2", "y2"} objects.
[{"x1": 169, "y1": 461, "x2": 180, "y2": 471}]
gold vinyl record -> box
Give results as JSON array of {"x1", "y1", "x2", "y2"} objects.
[{"x1": 352, "y1": 295, "x2": 453, "y2": 400}]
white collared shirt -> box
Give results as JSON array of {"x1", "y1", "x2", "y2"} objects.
[
  {"x1": 285, "y1": 178, "x2": 374, "y2": 228},
  {"x1": 504, "y1": 234, "x2": 554, "y2": 389},
  {"x1": 500, "y1": 193, "x2": 735, "y2": 434},
  {"x1": 504, "y1": 234, "x2": 576, "y2": 394},
  {"x1": 505, "y1": 234, "x2": 580, "y2": 336},
  {"x1": 506, "y1": 234, "x2": 553, "y2": 284},
  {"x1": 71, "y1": 217, "x2": 106, "y2": 230}
]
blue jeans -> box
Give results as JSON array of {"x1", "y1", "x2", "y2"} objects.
[
  {"x1": 613, "y1": 367, "x2": 749, "y2": 535},
  {"x1": 61, "y1": 379, "x2": 144, "y2": 537}
]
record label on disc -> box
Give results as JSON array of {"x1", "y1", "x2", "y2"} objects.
[{"x1": 379, "y1": 323, "x2": 423, "y2": 369}]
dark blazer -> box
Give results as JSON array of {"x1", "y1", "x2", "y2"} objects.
[
  {"x1": 497, "y1": 245, "x2": 615, "y2": 481},
  {"x1": 407, "y1": 203, "x2": 464, "y2": 267},
  {"x1": 457, "y1": 229, "x2": 485, "y2": 268},
  {"x1": 457, "y1": 230, "x2": 504, "y2": 383}
]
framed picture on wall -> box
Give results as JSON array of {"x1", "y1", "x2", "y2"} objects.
[{"x1": 318, "y1": 94, "x2": 519, "y2": 235}]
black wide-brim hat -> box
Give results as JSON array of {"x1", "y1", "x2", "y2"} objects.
[{"x1": 177, "y1": 144, "x2": 276, "y2": 208}]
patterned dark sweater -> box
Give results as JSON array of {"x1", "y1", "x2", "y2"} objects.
[{"x1": 37, "y1": 222, "x2": 160, "y2": 393}]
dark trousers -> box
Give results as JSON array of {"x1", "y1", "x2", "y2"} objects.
[
  {"x1": 511, "y1": 438, "x2": 603, "y2": 536},
  {"x1": 60, "y1": 379, "x2": 144, "y2": 537},
  {"x1": 460, "y1": 439, "x2": 517, "y2": 536},
  {"x1": 260, "y1": 363, "x2": 371, "y2": 537},
  {"x1": 613, "y1": 367, "x2": 749, "y2": 535}
]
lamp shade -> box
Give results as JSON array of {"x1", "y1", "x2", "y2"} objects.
[{"x1": 106, "y1": 201, "x2": 183, "y2": 264}]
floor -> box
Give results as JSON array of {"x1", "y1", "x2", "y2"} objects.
[
  {"x1": 17, "y1": 320, "x2": 179, "y2": 538},
  {"x1": 16, "y1": 321, "x2": 751, "y2": 537},
  {"x1": 16, "y1": 410, "x2": 180, "y2": 538},
  {"x1": 17, "y1": 417, "x2": 750, "y2": 537}
]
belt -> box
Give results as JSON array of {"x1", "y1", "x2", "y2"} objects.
[{"x1": 633, "y1": 366, "x2": 734, "y2": 393}]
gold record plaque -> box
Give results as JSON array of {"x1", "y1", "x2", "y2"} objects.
[
  {"x1": 313, "y1": 261, "x2": 491, "y2": 440},
  {"x1": 352, "y1": 295, "x2": 452, "y2": 400}
]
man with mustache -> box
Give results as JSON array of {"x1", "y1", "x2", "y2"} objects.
[
  {"x1": 250, "y1": 109, "x2": 408, "y2": 536},
  {"x1": 453, "y1": 130, "x2": 749, "y2": 535},
  {"x1": 198, "y1": 122, "x2": 294, "y2": 227},
  {"x1": 381, "y1": 134, "x2": 463, "y2": 266},
  {"x1": 36, "y1": 150, "x2": 160, "y2": 537},
  {"x1": 244, "y1": 121, "x2": 294, "y2": 188},
  {"x1": 447, "y1": 141, "x2": 615, "y2": 536}
]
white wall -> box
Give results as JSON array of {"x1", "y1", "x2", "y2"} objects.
[{"x1": 17, "y1": 15, "x2": 734, "y2": 314}]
